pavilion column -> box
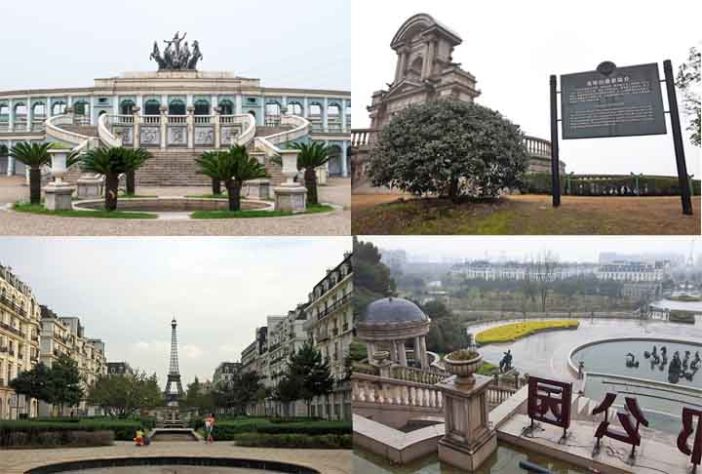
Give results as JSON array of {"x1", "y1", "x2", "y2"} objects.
[
  {"x1": 389, "y1": 340, "x2": 398, "y2": 362},
  {"x1": 398, "y1": 339, "x2": 407, "y2": 366},
  {"x1": 365, "y1": 342, "x2": 375, "y2": 360},
  {"x1": 420, "y1": 336, "x2": 428, "y2": 368}
]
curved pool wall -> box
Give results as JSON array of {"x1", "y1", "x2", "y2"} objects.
[
  {"x1": 73, "y1": 197, "x2": 272, "y2": 213},
  {"x1": 25, "y1": 457, "x2": 319, "y2": 474},
  {"x1": 568, "y1": 336, "x2": 702, "y2": 433}
]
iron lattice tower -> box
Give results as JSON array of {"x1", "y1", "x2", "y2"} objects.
[{"x1": 164, "y1": 317, "x2": 184, "y2": 404}]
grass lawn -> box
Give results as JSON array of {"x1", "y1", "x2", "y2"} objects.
[
  {"x1": 475, "y1": 320, "x2": 580, "y2": 345},
  {"x1": 191, "y1": 204, "x2": 334, "y2": 219},
  {"x1": 14, "y1": 203, "x2": 158, "y2": 219},
  {"x1": 351, "y1": 194, "x2": 701, "y2": 235}
]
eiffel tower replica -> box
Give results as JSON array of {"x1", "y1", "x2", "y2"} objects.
[{"x1": 162, "y1": 317, "x2": 185, "y2": 428}]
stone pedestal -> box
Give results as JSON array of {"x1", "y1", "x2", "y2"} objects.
[
  {"x1": 243, "y1": 178, "x2": 271, "y2": 200},
  {"x1": 274, "y1": 184, "x2": 307, "y2": 213},
  {"x1": 76, "y1": 175, "x2": 104, "y2": 199},
  {"x1": 437, "y1": 374, "x2": 497, "y2": 471},
  {"x1": 44, "y1": 182, "x2": 75, "y2": 211}
]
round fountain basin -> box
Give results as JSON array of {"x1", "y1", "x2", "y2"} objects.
[
  {"x1": 27, "y1": 457, "x2": 319, "y2": 474},
  {"x1": 74, "y1": 197, "x2": 271, "y2": 213}
]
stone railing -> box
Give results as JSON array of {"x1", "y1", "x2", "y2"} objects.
[
  {"x1": 486, "y1": 384, "x2": 517, "y2": 407},
  {"x1": 255, "y1": 115, "x2": 310, "y2": 157},
  {"x1": 45, "y1": 115, "x2": 92, "y2": 148},
  {"x1": 351, "y1": 128, "x2": 377, "y2": 147},
  {"x1": 524, "y1": 135, "x2": 551, "y2": 159},
  {"x1": 233, "y1": 113, "x2": 256, "y2": 146},
  {"x1": 391, "y1": 365, "x2": 447, "y2": 385},
  {"x1": 352, "y1": 372, "x2": 444, "y2": 410},
  {"x1": 97, "y1": 113, "x2": 121, "y2": 147}
]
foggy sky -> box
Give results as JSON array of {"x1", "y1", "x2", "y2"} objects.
[
  {"x1": 0, "y1": 237, "x2": 350, "y2": 387},
  {"x1": 362, "y1": 236, "x2": 697, "y2": 263},
  {"x1": 0, "y1": 0, "x2": 350, "y2": 92},
  {"x1": 352, "y1": 0, "x2": 701, "y2": 176}
]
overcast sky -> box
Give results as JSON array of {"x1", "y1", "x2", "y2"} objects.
[
  {"x1": 362, "y1": 236, "x2": 698, "y2": 263},
  {"x1": 0, "y1": 0, "x2": 350, "y2": 91},
  {"x1": 0, "y1": 237, "x2": 350, "y2": 387},
  {"x1": 352, "y1": 0, "x2": 701, "y2": 176}
]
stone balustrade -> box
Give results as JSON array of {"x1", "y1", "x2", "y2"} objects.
[
  {"x1": 391, "y1": 365, "x2": 447, "y2": 385},
  {"x1": 352, "y1": 372, "x2": 444, "y2": 410}
]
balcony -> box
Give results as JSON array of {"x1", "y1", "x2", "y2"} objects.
[{"x1": 315, "y1": 293, "x2": 351, "y2": 321}]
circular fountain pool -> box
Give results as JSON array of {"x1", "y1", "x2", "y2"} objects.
[
  {"x1": 27, "y1": 457, "x2": 318, "y2": 474},
  {"x1": 74, "y1": 198, "x2": 272, "y2": 213}
]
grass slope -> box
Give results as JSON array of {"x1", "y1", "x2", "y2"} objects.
[
  {"x1": 14, "y1": 203, "x2": 157, "y2": 219},
  {"x1": 475, "y1": 320, "x2": 580, "y2": 345}
]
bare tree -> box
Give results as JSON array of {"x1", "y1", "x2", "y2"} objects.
[{"x1": 528, "y1": 251, "x2": 559, "y2": 313}]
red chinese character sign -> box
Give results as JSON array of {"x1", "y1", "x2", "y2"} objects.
[
  {"x1": 527, "y1": 377, "x2": 572, "y2": 439},
  {"x1": 591, "y1": 393, "x2": 649, "y2": 460},
  {"x1": 678, "y1": 407, "x2": 702, "y2": 472}
]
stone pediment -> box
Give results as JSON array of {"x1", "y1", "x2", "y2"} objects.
[{"x1": 383, "y1": 79, "x2": 426, "y2": 101}]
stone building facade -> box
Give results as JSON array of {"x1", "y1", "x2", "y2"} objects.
[
  {"x1": 0, "y1": 264, "x2": 41, "y2": 419},
  {"x1": 39, "y1": 306, "x2": 106, "y2": 416},
  {"x1": 240, "y1": 252, "x2": 354, "y2": 421}
]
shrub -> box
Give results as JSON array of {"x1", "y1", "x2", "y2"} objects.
[
  {"x1": 0, "y1": 418, "x2": 146, "y2": 444},
  {"x1": 475, "y1": 320, "x2": 580, "y2": 345},
  {"x1": 0, "y1": 422, "x2": 114, "y2": 448},
  {"x1": 190, "y1": 418, "x2": 351, "y2": 440},
  {"x1": 232, "y1": 433, "x2": 352, "y2": 449}
]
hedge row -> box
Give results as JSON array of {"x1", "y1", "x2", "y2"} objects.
[
  {"x1": 0, "y1": 419, "x2": 147, "y2": 443},
  {"x1": 522, "y1": 173, "x2": 701, "y2": 196},
  {"x1": 0, "y1": 423, "x2": 115, "y2": 448},
  {"x1": 232, "y1": 433, "x2": 352, "y2": 449},
  {"x1": 191, "y1": 417, "x2": 350, "y2": 437}
]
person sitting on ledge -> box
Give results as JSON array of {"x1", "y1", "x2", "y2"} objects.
[{"x1": 134, "y1": 428, "x2": 145, "y2": 447}]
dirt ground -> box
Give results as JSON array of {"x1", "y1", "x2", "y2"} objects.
[{"x1": 351, "y1": 193, "x2": 701, "y2": 235}]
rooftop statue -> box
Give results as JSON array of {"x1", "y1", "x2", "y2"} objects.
[{"x1": 150, "y1": 32, "x2": 202, "y2": 71}]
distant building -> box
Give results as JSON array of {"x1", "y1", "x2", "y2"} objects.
[
  {"x1": 107, "y1": 362, "x2": 133, "y2": 376},
  {"x1": 449, "y1": 261, "x2": 596, "y2": 281},
  {"x1": 595, "y1": 261, "x2": 667, "y2": 282},
  {"x1": 0, "y1": 264, "x2": 41, "y2": 419},
  {"x1": 212, "y1": 362, "x2": 241, "y2": 387}
]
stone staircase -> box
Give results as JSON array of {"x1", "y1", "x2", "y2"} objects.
[
  {"x1": 255, "y1": 125, "x2": 292, "y2": 137},
  {"x1": 60, "y1": 125, "x2": 99, "y2": 138},
  {"x1": 136, "y1": 150, "x2": 210, "y2": 186}
]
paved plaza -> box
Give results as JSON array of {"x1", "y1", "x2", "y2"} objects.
[
  {"x1": 0, "y1": 442, "x2": 351, "y2": 474},
  {"x1": 0, "y1": 177, "x2": 350, "y2": 235}
]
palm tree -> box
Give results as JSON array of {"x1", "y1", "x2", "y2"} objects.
[
  {"x1": 196, "y1": 145, "x2": 269, "y2": 211},
  {"x1": 125, "y1": 148, "x2": 152, "y2": 195},
  {"x1": 290, "y1": 141, "x2": 333, "y2": 206},
  {"x1": 9, "y1": 142, "x2": 52, "y2": 204},
  {"x1": 78, "y1": 146, "x2": 152, "y2": 211},
  {"x1": 200, "y1": 151, "x2": 223, "y2": 195}
]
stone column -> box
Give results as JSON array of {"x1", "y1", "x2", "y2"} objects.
[
  {"x1": 322, "y1": 97, "x2": 329, "y2": 132},
  {"x1": 132, "y1": 109, "x2": 141, "y2": 149},
  {"x1": 341, "y1": 101, "x2": 348, "y2": 132},
  {"x1": 46, "y1": 97, "x2": 52, "y2": 119},
  {"x1": 89, "y1": 96, "x2": 96, "y2": 125},
  {"x1": 398, "y1": 340, "x2": 407, "y2": 366},
  {"x1": 420, "y1": 336, "x2": 428, "y2": 369},
  {"x1": 8, "y1": 99, "x2": 13, "y2": 132},
  {"x1": 340, "y1": 141, "x2": 348, "y2": 177},
  {"x1": 160, "y1": 106, "x2": 168, "y2": 150},
  {"x1": 7, "y1": 140, "x2": 14, "y2": 176},
  {"x1": 437, "y1": 374, "x2": 497, "y2": 471},
  {"x1": 186, "y1": 105, "x2": 194, "y2": 149},
  {"x1": 26, "y1": 97, "x2": 32, "y2": 132},
  {"x1": 273, "y1": 150, "x2": 307, "y2": 213},
  {"x1": 235, "y1": 95, "x2": 243, "y2": 114},
  {"x1": 214, "y1": 108, "x2": 221, "y2": 149},
  {"x1": 303, "y1": 97, "x2": 309, "y2": 118}
]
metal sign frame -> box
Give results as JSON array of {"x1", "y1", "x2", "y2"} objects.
[{"x1": 549, "y1": 60, "x2": 693, "y2": 215}]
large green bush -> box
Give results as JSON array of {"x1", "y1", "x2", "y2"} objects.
[
  {"x1": 232, "y1": 433, "x2": 352, "y2": 449},
  {"x1": 190, "y1": 417, "x2": 351, "y2": 440},
  {"x1": 0, "y1": 417, "x2": 152, "y2": 444},
  {"x1": 0, "y1": 421, "x2": 115, "y2": 447}
]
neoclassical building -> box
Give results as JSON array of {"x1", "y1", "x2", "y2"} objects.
[
  {"x1": 352, "y1": 13, "x2": 563, "y2": 190},
  {"x1": 0, "y1": 264, "x2": 41, "y2": 420},
  {"x1": 0, "y1": 36, "x2": 351, "y2": 185}
]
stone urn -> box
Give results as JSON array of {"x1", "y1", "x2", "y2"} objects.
[{"x1": 444, "y1": 349, "x2": 483, "y2": 385}]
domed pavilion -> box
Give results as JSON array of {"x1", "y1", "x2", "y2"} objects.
[{"x1": 357, "y1": 297, "x2": 431, "y2": 369}]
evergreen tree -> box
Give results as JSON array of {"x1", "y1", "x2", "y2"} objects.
[
  {"x1": 286, "y1": 343, "x2": 333, "y2": 417},
  {"x1": 47, "y1": 355, "x2": 84, "y2": 415}
]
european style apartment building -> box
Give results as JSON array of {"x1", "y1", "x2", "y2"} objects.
[
  {"x1": 0, "y1": 264, "x2": 41, "y2": 420},
  {"x1": 240, "y1": 252, "x2": 353, "y2": 420},
  {"x1": 38, "y1": 306, "x2": 107, "y2": 416}
]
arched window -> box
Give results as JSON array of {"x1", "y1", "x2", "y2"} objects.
[
  {"x1": 0, "y1": 104, "x2": 9, "y2": 118},
  {"x1": 218, "y1": 99, "x2": 234, "y2": 115},
  {"x1": 265, "y1": 101, "x2": 281, "y2": 126},
  {"x1": 327, "y1": 145, "x2": 343, "y2": 176},
  {"x1": 168, "y1": 99, "x2": 186, "y2": 115},
  {"x1": 73, "y1": 101, "x2": 88, "y2": 116},
  {"x1": 119, "y1": 99, "x2": 135, "y2": 115},
  {"x1": 287, "y1": 102, "x2": 303, "y2": 116},
  {"x1": 144, "y1": 99, "x2": 160, "y2": 116},
  {"x1": 14, "y1": 103, "x2": 27, "y2": 117},
  {"x1": 32, "y1": 102, "x2": 46, "y2": 117},
  {"x1": 51, "y1": 101, "x2": 66, "y2": 115},
  {"x1": 309, "y1": 103, "x2": 322, "y2": 117},
  {"x1": 327, "y1": 103, "x2": 341, "y2": 131},
  {"x1": 193, "y1": 99, "x2": 210, "y2": 115},
  {"x1": 247, "y1": 110, "x2": 256, "y2": 118}
]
